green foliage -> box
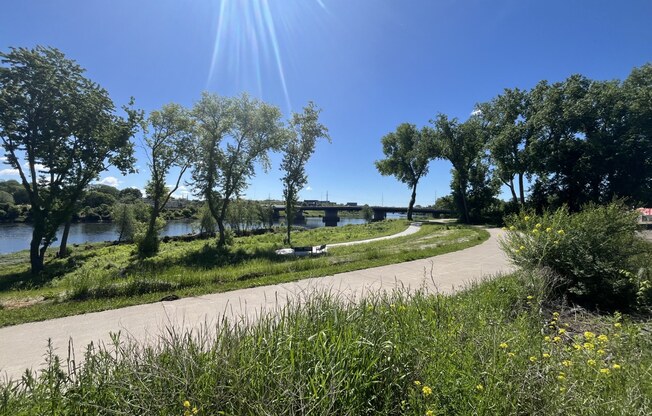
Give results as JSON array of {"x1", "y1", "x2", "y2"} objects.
[
  {"x1": 197, "y1": 203, "x2": 217, "y2": 236},
  {"x1": 3, "y1": 274, "x2": 651, "y2": 415},
  {"x1": 81, "y1": 189, "x2": 117, "y2": 209},
  {"x1": 376, "y1": 123, "x2": 434, "y2": 220},
  {"x1": 0, "y1": 190, "x2": 13, "y2": 204},
  {"x1": 502, "y1": 203, "x2": 651, "y2": 310},
  {"x1": 140, "y1": 103, "x2": 196, "y2": 256},
  {"x1": 192, "y1": 92, "x2": 286, "y2": 246},
  {"x1": 0, "y1": 46, "x2": 141, "y2": 273},
  {"x1": 361, "y1": 204, "x2": 373, "y2": 222},
  {"x1": 281, "y1": 102, "x2": 330, "y2": 244},
  {"x1": 431, "y1": 114, "x2": 499, "y2": 223},
  {"x1": 118, "y1": 187, "x2": 142, "y2": 203},
  {"x1": 111, "y1": 203, "x2": 137, "y2": 242}
]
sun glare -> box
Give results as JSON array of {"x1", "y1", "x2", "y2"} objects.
[{"x1": 208, "y1": 0, "x2": 326, "y2": 113}]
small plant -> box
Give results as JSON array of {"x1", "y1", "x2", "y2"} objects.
[{"x1": 501, "y1": 202, "x2": 651, "y2": 311}]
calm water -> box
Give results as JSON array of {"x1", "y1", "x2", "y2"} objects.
[{"x1": 0, "y1": 217, "x2": 370, "y2": 254}]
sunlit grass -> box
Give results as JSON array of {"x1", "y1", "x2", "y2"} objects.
[
  {"x1": 2, "y1": 272, "x2": 650, "y2": 415},
  {"x1": 0, "y1": 221, "x2": 488, "y2": 326}
]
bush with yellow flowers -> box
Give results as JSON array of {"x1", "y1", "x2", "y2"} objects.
[{"x1": 501, "y1": 202, "x2": 652, "y2": 311}]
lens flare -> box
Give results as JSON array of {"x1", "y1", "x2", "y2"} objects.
[{"x1": 208, "y1": 0, "x2": 300, "y2": 112}]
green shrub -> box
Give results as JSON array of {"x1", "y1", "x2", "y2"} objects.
[{"x1": 501, "y1": 202, "x2": 651, "y2": 311}]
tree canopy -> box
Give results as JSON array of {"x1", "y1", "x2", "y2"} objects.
[
  {"x1": 0, "y1": 46, "x2": 140, "y2": 273},
  {"x1": 375, "y1": 123, "x2": 433, "y2": 220},
  {"x1": 281, "y1": 102, "x2": 330, "y2": 244},
  {"x1": 192, "y1": 92, "x2": 286, "y2": 246}
]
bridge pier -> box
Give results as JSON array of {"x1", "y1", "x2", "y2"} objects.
[
  {"x1": 293, "y1": 211, "x2": 306, "y2": 225},
  {"x1": 322, "y1": 208, "x2": 340, "y2": 227},
  {"x1": 372, "y1": 209, "x2": 386, "y2": 222}
]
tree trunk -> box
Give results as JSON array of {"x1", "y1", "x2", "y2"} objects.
[
  {"x1": 459, "y1": 180, "x2": 470, "y2": 223},
  {"x1": 518, "y1": 173, "x2": 525, "y2": 206},
  {"x1": 407, "y1": 183, "x2": 418, "y2": 221},
  {"x1": 29, "y1": 235, "x2": 45, "y2": 275},
  {"x1": 58, "y1": 217, "x2": 72, "y2": 258},
  {"x1": 217, "y1": 218, "x2": 226, "y2": 247},
  {"x1": 507, "y1": 179, "x2": 517, "y2": 205}
]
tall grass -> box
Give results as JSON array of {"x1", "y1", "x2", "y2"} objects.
[{"x1": 3, "y1": 272, "x2": 651, "y2": 415}]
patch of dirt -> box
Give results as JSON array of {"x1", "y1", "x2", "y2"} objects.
[{"x1": 0, "y1": 296, "x2": 47, "y2": 310}]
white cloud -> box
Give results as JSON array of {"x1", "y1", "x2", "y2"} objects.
[
  {"x1": 0, "y1": 168, "x2": 19, "y2": 176},
  {"x1": 305, "y1": 186, "x2": 313, "y2": 191},
  {"x1": 96, "y1": 176, "x2": 120, "y2": 188}
]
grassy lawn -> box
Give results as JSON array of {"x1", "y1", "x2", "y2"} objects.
[
  {"x1": 2, "y1": 272, "x2": 650, "y2": 415},
  {"x1": 0, "y1": 221, "x2": 488, "y2": 326}
]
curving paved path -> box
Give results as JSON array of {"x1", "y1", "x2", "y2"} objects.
[{"x1": 0, "y1": 228, "x2": 513, "y2": 381}]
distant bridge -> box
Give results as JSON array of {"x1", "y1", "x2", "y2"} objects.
[{"x1": 272, "y1": 205, "x2": 452, "y2": 226}]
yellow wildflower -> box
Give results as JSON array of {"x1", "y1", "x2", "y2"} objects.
[
  {"x1": 524, "y1": 215, "x2": 530, "y2": 221},
  {"x1": 532, "y1": 228, "x2": 540, "y2": 234},
  {"x1": 546, "y1": 227, "x2": 552, "y2": 232},
  {"x1": 543, "y1": 353, "x2": 551, "y2": 359},
  {"x1": 509, "y1": 225, "x2": 516, "y2": 231},
  {"x1": 557, "y1": 229, "x2": 565, "y2": 235},
  {"x1": 558, "y1": 328, "x2": 566, "y2": 335},
  {"x1": 536, "y1": 223, "x2": 542, "y2": 229},
  {"x1": 587, "y1": 359, "x2": 596, "y2": 366},
  {"x1": 507, "y1": 352, "x2": 515, "y2": 358},
  {"x1": 584, "y1": 331, "x2": 595, "y2": 340},
  {"x1": 520, "y1": 245, "x2": 526, "y2": 251},
  {"x1": 597, "y1": 334, "x2": 608, "y2": 343},
  {"x1": 583, "y1": 342, "x2": 595, "y2": 350},
  {"x1": 552, "y1": 312, "x2": 560, "y2": 318},
  {"x1": 612, "y1": 363, "x2": 621, "y2": 370},
  {"x1": 557, "y1": 373, "x2": 566, "y2": 381},
  {"x1": 562, "y1": 360, "x2": 572, "y2": 367},
  {"x1": 614, "y1": 322, "x2": 622, "y2": 328},
  {"x1": 553, "y1": 336, "x2": 561, "y2": 343},
  {"x1": 597, "y1": 349, "x2": 605, "y2": 355},
  {"x1": 422, "y1": 385, "x2": 433, "y2": 396},
  {"x1": 573, "y1": 344, "x2": 582, "y2": 351},
  {"x1": 476, "y1": 384, "x2": 484, "y2": 391},
  {"x1": 426, "y1": 411, "x2": 435, "y2": 416},
  {"x1": 414, "y1": 380, "x2": 421, "y2": 386},
  {"x1": 192, "y1": 407, "x2": 198, "y2": 415},
  {"x1": 529, "y1": 356, "x2": 538, "y2": 362},
  {"x1": 599, "y1": 368, "x2": 610, "y2": 375},
  {"x1": 544, "y1": 336, "x2": 551, "y2": 342},
  {"x1": 499, "y1": 342, "x2": 508, "y2": 349},
  {"x1": 184, "y1": 401, "x2": 191, "y2": 408},
  {"x1": 527, "y1": 295, "x2": 534, "y2": 300}
]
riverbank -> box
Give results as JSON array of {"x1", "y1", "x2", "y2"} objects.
[{"x1": 0, "y1": 221, "x2": 488, "y2": 326}]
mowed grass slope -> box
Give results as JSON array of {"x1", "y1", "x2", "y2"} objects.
[
  {"x1": 2, "y1": 272, "x2": 650, "y2": 415},
  {"x1": 0, "y1": 221, "x2": 488, "y2": 326}
]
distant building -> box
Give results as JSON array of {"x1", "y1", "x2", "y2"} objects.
[
  {"x1": 637, "y1": 208, "x2": 652, "y2": 224},
  {"x1": 303, "y1": 200, "x2": 319, "y2": 207},
  {"x1": 345, "y1": 202, "x2": 357, "y2": 206}
]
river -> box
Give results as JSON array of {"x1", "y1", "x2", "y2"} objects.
[{"x1": 0, "y1": 217, "x2": 371, "y2": 255}]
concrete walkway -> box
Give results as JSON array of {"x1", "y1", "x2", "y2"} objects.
[
  {"x1": 327, "y1": 222, "x2": 422, "y2": 247},
  {"x1": 0, "y1": 228, "x2": 513, "y2": 381}
]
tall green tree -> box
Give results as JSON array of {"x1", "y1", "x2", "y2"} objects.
[
  {"x1": 139, "y1": 103, "x2": 195, "y2": 257},
  {"x1": 477, "y1": 87, "x2": 534, "y2": 205},
  {"x1": 192, "y1": 93, "x2": 286, "y2": 246},
  {"x1": 280, "y1": 102, "x2": 330, "y2": 245},
  {"x1": 430, "y1": 114, "x2": 493, "y2": 223},
  {"x1": 375, "y1": 123, "x2": 433, "y2": 221},
  {"x1": 0, "y1": 46, "x2": 139, "y2": 274}
]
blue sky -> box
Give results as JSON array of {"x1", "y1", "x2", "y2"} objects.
[{"x1": 1, "y1": 0, "x2": 651, "y2": 206}]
